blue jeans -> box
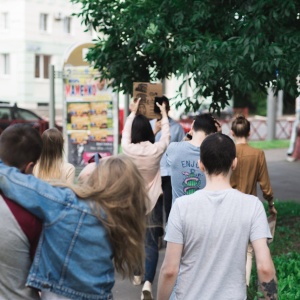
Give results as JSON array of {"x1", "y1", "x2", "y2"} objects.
[{"x1": 144, "y1": 199, "x2": 164, "y2": 283}]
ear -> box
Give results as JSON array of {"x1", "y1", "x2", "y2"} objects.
[
  {"x1": 24, "y1": 162, "x2": 35, "y2": 175},
  {"x1": 231, "y1": 157, "x2": 238, "y2": 170},
  {"x1": 198, "y1": 160, "x2": 205, "y2": 172}
]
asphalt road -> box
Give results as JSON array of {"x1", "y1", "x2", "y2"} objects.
[{"x1": 113, "y1": 147, "x2": 300, "y2": 300}]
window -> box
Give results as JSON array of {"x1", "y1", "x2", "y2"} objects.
[
  {"x1": 39, "y1": 13, "x2": 48, "y2": 32},
  {"x1": 0, "y1": 108, "x2": 11, "y2": 120},
  {"x1": 0, "y1": 54, "x2": 10, "y2": 75},
  {"x1": 64, "y1": 17, "x2": 71, "y2": 34},
  {"x1": 35, "y1": 54, "x2": 51, "y2": 79},
  {"x1": 0, "y1": 12, "x2": 9, "y2": 30},
  {"x1": 14, "y1": 109, "x2": 40, "y2": 121}
]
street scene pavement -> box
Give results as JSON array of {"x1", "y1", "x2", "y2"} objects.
[{"x1": 113, "y1": 147, "x2": 300, "y2": 300}]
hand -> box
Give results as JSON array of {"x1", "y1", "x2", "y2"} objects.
[
  {"x1": 268, "y1": 205, "x2": 277, "y2": 216},
  {"x1": 130, "y1": 98, "x2": 141, "y2": 114},
  {"x1": 213, "y1": 118, "x2": 222, "y2": 133},
  {"x1": 154, "y1": 119, "x2": 162, "y2": 135},
  {"x1": 156, "y1": 101, "x2": 167, "y2": 118}
]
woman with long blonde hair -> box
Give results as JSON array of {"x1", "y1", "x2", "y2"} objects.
[
  {"x1": 0, "y1": 154, "x2": 149, "y2": 300},
  {"x1": 33, "y1": 128, "x2": 75, "y2": 183}
]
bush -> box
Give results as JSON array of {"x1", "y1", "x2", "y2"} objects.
[
  {"x1": 248, "y1": 202, "x2": 300, "y2": 299},
  {"x1": 274, "y1": 252, "x2": 300, "y2": 299}
]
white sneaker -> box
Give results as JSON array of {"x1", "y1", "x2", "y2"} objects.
[
  {"x1": 132, "y1": 275, "x2": 142, "y2": 286},
  {"x1": 286, "y1": 155, "x2": 296, "y2": 162},
  {"x1": 141, "y1": 281, "x2": 153, "y2": 300}
]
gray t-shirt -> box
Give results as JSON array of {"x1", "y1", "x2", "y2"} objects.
[
  {"x1": 165, "y1": 188, "x2": 272, "y2": 300},
  {"x1": 166, "y1": 141, "x2": 206, "y2": 203}
]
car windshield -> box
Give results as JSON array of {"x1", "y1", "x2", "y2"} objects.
[
  {"x1": 0, "y1": 108, "x2": 11, "y2": 120},
  {"x1": 15, "y1": 109, "x2": 40, "y2": 121}
]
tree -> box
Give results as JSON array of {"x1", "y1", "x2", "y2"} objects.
[{"x1": 71, "y1": 0, "x2": 300, "y2": 113}]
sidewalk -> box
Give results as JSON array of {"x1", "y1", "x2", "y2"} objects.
[
  {"x1": 257, "y1": 148, "x2": 300, "y2": 202},
  {"x1": 113, "y1": 147, "x2": 300, "y2": 300}
]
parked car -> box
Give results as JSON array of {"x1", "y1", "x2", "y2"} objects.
[{"x1": 0, "y1": 102, "x2": 61, "y2": 134}]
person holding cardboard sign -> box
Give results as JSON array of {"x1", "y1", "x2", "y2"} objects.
[
  {"x1": 150, "y1": 96, "x2": 185, "y2": 224},
  {"x1": 121, "y1": 98, "x2": 170, "y2": 300}
]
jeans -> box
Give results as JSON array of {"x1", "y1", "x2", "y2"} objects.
[{"x1": 144, "y1": 198, "x2": 163, "y2": 283}]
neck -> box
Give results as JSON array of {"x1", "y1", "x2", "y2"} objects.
[
  {"x1": 203, "y1": 173, "x2": 232, "y2": 191},
  {"x1": 189, "y1": 131, "x2": 206, "y2": 146},
  {"x1": 234, "y1": 137, "x2": 248, "y2": 144}
]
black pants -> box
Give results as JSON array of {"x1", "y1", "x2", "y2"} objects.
[{"x1": 162, "y1": 176, "x2": 173, "y2": 222}]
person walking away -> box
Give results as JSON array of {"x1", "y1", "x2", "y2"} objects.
[
  {"x1": 230, "y1": 114, "x2": 277, "y2": 287},
  {"x1": 33, "y1": 128, "x2": 75, "y2": 184},
  {"x1": 0, "y1": 124, "x2": 43, "y2": 300},
  {"x1": 150, "y1": 96, "x2": 185, "y2": 223},
  {"x1": 286, "y1": 96, "x2": 300, "y2": 161},
  {"x1": 166, "y1": 113, "x2": 219, "y2": 205},
  {"x1": 0, "y1": 148, "x2": 149, "y2": 300},
  {"x1": 121, "y1": 98, "x2": 170, "y2": 300},
  {"x1": 157, "y1": 133, "x2": 277, "y2": 300}
]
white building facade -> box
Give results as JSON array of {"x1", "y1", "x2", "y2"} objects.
[{"x1": 0, "y1": 0, "x2": 92, "y2": 113}]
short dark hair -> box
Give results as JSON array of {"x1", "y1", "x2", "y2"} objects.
[
  {"x1": 231, "y1": 114, "x2": 250, "y2": 138},
  {"x1": 200, "y1": 133, "x2": 236, "y2": 175},
  {"x1": 0, "y1": 124, "x2": 43, "y2": 169},
  {"x1": 193, "y1": 113, "x2": 218, "y2": 135},
  {"x1": 131, "y1": 114, "x2": 155, "y2": 144}
]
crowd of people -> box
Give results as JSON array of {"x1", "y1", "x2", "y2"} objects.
[{"x1": 0, "y1": 96, "x2": 278, "y2": 300}]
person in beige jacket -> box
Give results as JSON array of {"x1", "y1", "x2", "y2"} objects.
[
  {"x1": 121, "y1": 98, "x2": 170, "y2": 300},
  {"x1": 230, "y1": 114, "x2": 277, "y2": 287}
]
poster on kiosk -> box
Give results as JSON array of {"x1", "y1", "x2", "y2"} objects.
[{"x1": 64, "y1": 66, "x2": 117, "y2": 167}]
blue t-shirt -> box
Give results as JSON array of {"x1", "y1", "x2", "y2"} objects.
[{"x1": 166, "y1": 141, "x2": 206, "y2": 203}]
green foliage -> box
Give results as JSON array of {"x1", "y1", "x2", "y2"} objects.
[
  {"x1": 248, "y1": 139, "x2": 290, "y2": 150},
  {"x1": 71, "y1": 0, "x2": 300, "y2": 113},
  {"x1": 249, "y1": 252, "x2": 300, "y2": 300},
  {"x1": 274, "y1": 252, "x2": 300, "y2": 299},
  {"x1": 248, "y1": 202, "x2": 300, "y2": 299}
]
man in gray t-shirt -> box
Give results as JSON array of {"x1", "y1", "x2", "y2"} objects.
[
  {"x1": 157, "y1": 133, "x2": 278, "y2": 300},
  {"x1": 166, "y1": 114, "x2": 218, "y2": 204}
]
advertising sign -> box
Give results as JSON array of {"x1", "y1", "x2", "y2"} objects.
[{"x1": 64, "y1": 66, "x2": 117, "y2": 167}]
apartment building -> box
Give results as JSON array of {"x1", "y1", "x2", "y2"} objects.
[{"x1": 0, "y1": 0, "x2": 92, "y2": 111}]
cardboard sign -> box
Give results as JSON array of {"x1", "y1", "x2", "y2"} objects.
[{"x1": 133, "y1": 82, "x2": 163, "y2": 119}]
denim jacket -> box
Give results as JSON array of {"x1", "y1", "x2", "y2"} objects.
[{"x1": 0, "y1": 161, "x2": 114, "y2": 300}]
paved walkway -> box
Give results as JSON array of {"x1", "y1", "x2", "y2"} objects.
[
  {"x1": 113, "y1": 147, "x2": 300, "y2": 300},
  {"x1": 256, "y1": 148, "x2": 300, "y2": 202}
]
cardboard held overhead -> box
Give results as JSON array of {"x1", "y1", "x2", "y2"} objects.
[{"x1": 133, "y1": 82, "x2": 163, "y2": 119}]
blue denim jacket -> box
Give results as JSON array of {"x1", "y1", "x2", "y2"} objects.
[{"x1": 0, "y1": 161, "x2": 114, "y2": 300}]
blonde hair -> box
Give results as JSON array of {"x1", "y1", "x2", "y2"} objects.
[
  {"x1": 66, "y1": 155, "x2": 149, "y2": 278},
  {"x1": 35, "y1": 128, "x2": 64, "y2": 180}
]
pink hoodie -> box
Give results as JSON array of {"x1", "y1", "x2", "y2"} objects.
[{"x1": 121, "y1": 112, "x2": 170, "y2": 213}]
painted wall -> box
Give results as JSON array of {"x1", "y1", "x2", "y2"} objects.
[{"x1": 0, "y1": 0, "x2": 92, "y2": 113}]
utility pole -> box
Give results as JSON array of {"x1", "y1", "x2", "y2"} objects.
[
  {"x1": 49, "y1": 65, "x2": 55, "y2": 128},
  {"x1": 266, "y1": 87, "x2": 277, "y2": 141},
  {"x1": 277, "y1": 90, "x2": 284, "y2": 117}
]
